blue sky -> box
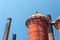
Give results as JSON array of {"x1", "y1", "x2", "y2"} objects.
[{"x1": 0, "y1": 0, "x2": 60, "y2": 40}]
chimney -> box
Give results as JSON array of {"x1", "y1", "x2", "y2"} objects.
[
  {"x1": 3, "y1": 18, "x2": 12, "y2": 40},
  {"x1": 55, "y1": 16, "x2": 60, "y2": 34},
  {"x1": 25, "y1": 12, "x2": 50, "y2": 40}
]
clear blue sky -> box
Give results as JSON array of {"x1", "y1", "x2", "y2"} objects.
[{"x1": 0, "y1": 0, "x2": 60, "y2": 40}]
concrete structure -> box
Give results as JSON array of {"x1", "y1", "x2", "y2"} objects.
[
  {"x1": 25, "y1": 12, "x2": 50, "y2": 40},
  {"x1": 12, "y1": 34, "x2": 16, "y2": 40},
  {"x1": 55, "y1": 16, "x2": 60, "y2": 34},
  {"x1": 3, "y1": 18, "x2": 12, "y2": 40},
  {"x1": 47, "y1": 14, "x2": 54, "y2": 40}
]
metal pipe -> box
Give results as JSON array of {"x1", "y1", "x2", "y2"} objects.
[
  {"x1": 12, "y1": 34, "x2": 16, "y2": 40},
  {"x1": 3, "y1": 18, "x2": 12, "y2": 40},
  {"x1": 47, "y1": 14, "x2": 54, "y2": 40}
]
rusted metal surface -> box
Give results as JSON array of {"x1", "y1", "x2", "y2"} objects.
[
  {"x1": 55, "y1": 16, "x2": 60, "y2": 34},
  {"x1": 26, "y1": 13, "x2": 50, "y2": 40}
]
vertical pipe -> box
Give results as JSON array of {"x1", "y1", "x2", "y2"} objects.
[
  {"x1": 12, "y1": 34, "x2": 16, "y2": 40},
  {"x1": 47, "y1": 14, "x2": 54, "y2": 40},
  {"x1": 3, "y1": 18, "x2": 12, "y2": 40},
  {"x1": 26, "y1": 13, "x2": 50, "y2": 40}
]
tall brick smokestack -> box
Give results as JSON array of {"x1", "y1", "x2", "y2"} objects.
[
  {"x1": 25, "y1": 12, "x2": 50, "y2": 40},
  {"x1": 55, "y1": 16, "x2": 60, "y2": 34},
  {"x1": 47, "y1": 14, "x2": 54, "y2": 40},
  {"x1": 3, "y1": 18, "x2": 12, "y2": 40}
]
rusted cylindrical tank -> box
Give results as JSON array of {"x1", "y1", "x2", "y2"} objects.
[
  {"x1": 55, "y1": 16, "x2": 60, "y2": 34},
  {"x1": 25, "y1": 12, "x2": 50, "y2": 40},
  {"x1": 47, "y1": 14, "x2": 54, "y2": 40},
  {"x1": 3, "y1": 18, "x2": 12, "y2": 40}
]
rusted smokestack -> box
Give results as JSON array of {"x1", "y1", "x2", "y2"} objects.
[
  {"x1": 55, "y1": 16, "x2": 60, "y2": 34},
  {"x1": 25, "y1": 12, "x2": 50, "y2": 40},
  {"x1": 3, "y1": 18, "x2": 12, "y2": 40},
  {"x1": 12, "y1": 34, "x2": 16, "y2": 40},
  {"x1": 47, "y1": 14, "x2": 54, "y2": 40}
]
